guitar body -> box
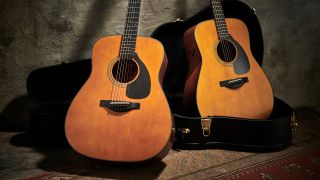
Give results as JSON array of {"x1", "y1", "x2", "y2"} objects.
[
  {"x1": 183, "y1": 19, "x2": 274, "y2": 119},
  {"x1": 65, "y1": 35, "x2": 173, "y2": 162}
]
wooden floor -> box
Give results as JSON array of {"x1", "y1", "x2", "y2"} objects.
[{"x1": 0, "y1": 107, "x2": 319, "y2": 179}]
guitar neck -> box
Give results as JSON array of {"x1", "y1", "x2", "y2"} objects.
[
  {"x1": 210, "y1": 0, "x2": 229, "y2": 40},
  {"x1": 120, "y1": 0, "x2": 142, "y2": 59}
]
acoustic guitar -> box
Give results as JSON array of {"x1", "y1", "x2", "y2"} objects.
[
  {"x1": 183, "y1": 0, "x2": 274, "y2": 119},
  {"x1": 65, "y1": 0, "x2": 173, "y2": 162}
]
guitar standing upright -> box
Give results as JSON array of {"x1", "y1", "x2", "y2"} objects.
[
  {"x1": 65, "y1": 0, "x2": 173, "y2": 162},
  {"x1": 183, "y1": 0, "x2": 274, "y2": 119}
]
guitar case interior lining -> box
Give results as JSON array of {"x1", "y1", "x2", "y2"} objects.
[{"x1": 27, "y1": 0, "x2": 293, "y2": 150}]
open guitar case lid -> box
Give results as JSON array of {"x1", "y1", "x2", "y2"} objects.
[{"x1": 27, "y1": 0, "x2": 294, "y2": 150}]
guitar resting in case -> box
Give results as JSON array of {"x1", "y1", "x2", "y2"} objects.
[
  {"x1": 27, "y1": 0, "x2": 294, "y2": 151},
  {"x1": 151, "y1": 0, "x2": 294, "y2": 150}
]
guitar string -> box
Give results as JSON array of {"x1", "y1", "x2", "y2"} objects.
[
  {"x1": 211, "y1": 0, "x2": 226, "y2": 78},
  {"x1": 221, "y1": 18, "x2": 234, "y2": 80},
  {"x1": 224, "y1": 0, "x2": 255, "y2": 79},
  {"x1": 212, "y1": 0, "x2": 230, "y2": 79},
  {"x1": 123, "y1": 0, "x2": 141, "y2": 101},
  {"x1": 121, "y1": 0, "x2": 141, "y2": 102},
  {"x1": 117, "y1": 1, "x2": 133, "y2": 103},
  {"x1": 111, "y1": 3, "x2": 127, "y2": 104},
  {"x1": 112, "y1": 0, "x2": 135, "y2": 104},
  {"x1": 110, "y1": 36, "x2": 122, "y2": 103},
  {"x1": 125, "y1": 2, "x2": 139, "y2": 101},
  {"x1": 119, "y1": 0, "x2": 138, "y2": 103},
  {"x1": 110, "y1": 2, "x2": 129, "y2": 103},
  {"x1": 216, "y1": 0, "x2": 234, "y2": 79},
  {"x1": 124, "y1": 3, "x2": 134, "y2": 99},
  {"x1": 112, "y1": 0, "x2": 134, "y2": 103},
  {"x1": 118, "y1": 0, "x2": 132, "y2": 104},
  {"x1": 117, "y1": 0, "x2": 140, "y2": 103},
  {"x1": 218, "y1": 0, "x2": 233, "y2": 79},
  {"x1": 224, "y1": 0, "x2": 256, "y2": 79},
  {"x1": 214, "y1": 0, "x2": 231, "y2": 78},
  {"x1": 121, "y1": 2, "x2": 134, "y2": 103},
  {"x1": 224, "y1": 0, "x2": 256, "y2": 80}
]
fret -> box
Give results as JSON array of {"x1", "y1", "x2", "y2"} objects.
[
  {"x1": 216, "y1": 25, "x2": 228, "y2": 31},
  {"x1": 123, "y1": 30, "x2": 138, "y2": 33},
  {"x1": 121, "y1": 43, "x2": 136, "y2": 46},
  {"x1": 216, "y1": 23, "x2": 227, "y2": 27},
  {"x1": 218, "y1": 29, "x2": 228, "y2": 32},
  {"x1": 218, "y1": 31, "x2": 229, "y2": 35},
  {"x1": 120, "y1": 50, "x2": 135, "y2": 54},
  {"x1": 121, "y1": 41, "x2": 137, "y2": 44},
  {"x1": 120, "y1": 43, "x2": 136, "y2": 47},
  {"x1": 129, "y1": 7, "x2": 140, "y2": 10},
  {"x1": 122, "y1": 36, "x2": 137, "y2": 40},
  {"x1": 121, "y1": 42, "x2": 137, "y2": 46},
  {"x1": 122, "y1": 34, "x2": 138, "y2": 38},
  {"x1": 120, "y1": 48, "x2": 135, "y2": 52},
  {"x1": 124, "y1": 26, "x2": 138, "y2": 29},
  {"x1": 126, "y1": 17, "x2": 140, "y2": 19},
  {"x1": 125, "y1": 22, "x2": 139, "y2": 26},
  {"x1": 121, "y1": 39, "x2": 137, "y2": 43},
  {"x1": 120, "y1": 44, "x2": 136, "y2": 48},
  {"x1": 128, "y1": 2, "x2": 141, "y2": 4},
  {"x1": 127, "y1": 8, "x2": 140, "y2": 13},
  {"x1": 122, "y1": 38, "x2": 137, "y2": 42},
  {"x1": 120, "y1": 48, "x2": 135, "y2": 54},
  {"x1": 216, "y1": 29, "x2": 228, "y2": 32},
  {"x1": 120, "y1": 47, "x2": 135, "y2": 52}
]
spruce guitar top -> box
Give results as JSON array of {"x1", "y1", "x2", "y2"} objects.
[
  {"x1": 183, "y1": 0, "x2": 274, "y2": 119},
  {"x1": 65, "y1": 0, "x2": 173, "y2": 162}
]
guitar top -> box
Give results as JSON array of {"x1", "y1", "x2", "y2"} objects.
[
  {"x1": 183, "y1": 0, "x2": 274, "y2": 119},
  {"x1": 65, "y1": 0, "x2": 173, "y2": 162}
]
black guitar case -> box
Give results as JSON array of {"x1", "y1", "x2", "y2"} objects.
[
  {"x1": 150, "y1": 0, "x2": 293, "y2": 150},
  {"x1": 27, "y1": 0, "x2": 294, "y2": 150}
]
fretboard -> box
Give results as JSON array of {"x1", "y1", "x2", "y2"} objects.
[
  {"x1": 119, "y1": 0, "x2": 141, "y2": 59},
  {"x1": 211, "y1": 0, "x2": 229, "y2": 40}
]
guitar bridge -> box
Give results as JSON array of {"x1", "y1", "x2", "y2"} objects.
[
  {"x1": 100, "y1": 100, "x2": 140, "y2": 112},
  {"x1": 219, "y1": 77, "x2": 248, "y2": 89}
]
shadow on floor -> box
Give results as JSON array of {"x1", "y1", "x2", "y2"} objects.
[
  {"x1": 10, "y1": 131, "x2": 167, "y2": 179},
  {"x1": 0, "y1": 95, "x2": 36, "y2": 132}
]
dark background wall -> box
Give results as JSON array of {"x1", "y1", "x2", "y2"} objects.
[{"x1": 0, "y1": 0, "x2": 319, "y2": 129}]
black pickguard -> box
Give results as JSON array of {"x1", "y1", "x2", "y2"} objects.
[
  {"x1": 229, "y1": 36, "x2": 250, "y2": 75},
  {"x1": 126, "y1": 52, "x2": 151, "y2": 99}
]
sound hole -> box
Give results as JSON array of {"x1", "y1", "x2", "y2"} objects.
[
  {"x1": 217, "y1": 40, "x2": 237, "y2": 63},
  {"x1": 112, "y1": 59, "x2": 139, "y2": 83}
]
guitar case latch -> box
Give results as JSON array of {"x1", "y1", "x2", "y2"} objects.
[{"x1": 201, "y1": 118, "x2": 212, "y2": 137}]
